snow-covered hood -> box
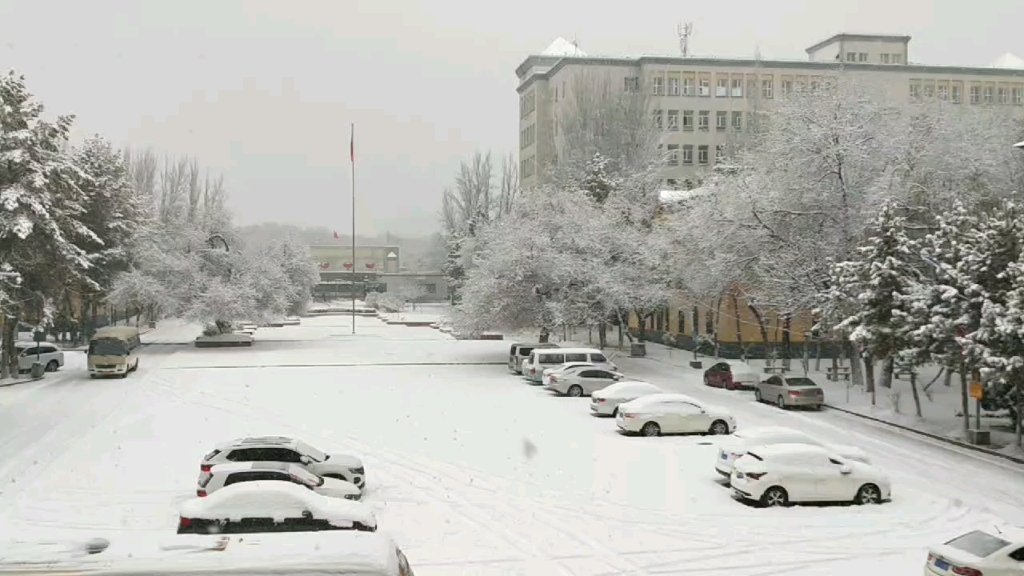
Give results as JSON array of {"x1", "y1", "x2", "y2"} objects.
[
  {"x1": 829, "y1": 444, "x2": 871, "y2": 464},
  {"x1": 318, "y1": 477, "x2": 361, "y2": 499},
  {"x1": 321, "y1": 453, "x2": 362, "y2": 470},
  {"x1": 703, "y1": 404, "x2": 734, "y2": 420}
]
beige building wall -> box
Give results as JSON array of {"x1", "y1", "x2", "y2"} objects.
[{"x1": 518, "y1": 34, "x2": 1024, "y2": 190}]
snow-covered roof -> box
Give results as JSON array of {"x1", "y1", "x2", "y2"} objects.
[
  {"x1": 989, "y1": 52, "x2": 1024, "y2": 69},
  {"x1": 542, "y1": 37, "x2": 587, "y2": 57}
]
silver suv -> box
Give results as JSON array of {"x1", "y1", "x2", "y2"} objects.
[{"x1": 200, "y1": 436, "x2": 365, "y2": 489}]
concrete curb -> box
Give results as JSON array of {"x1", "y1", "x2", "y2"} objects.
[{"x1": 824, "y1": 403, "x2": 1024, "y2": 466}]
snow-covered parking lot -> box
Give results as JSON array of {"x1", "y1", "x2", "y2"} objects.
[{"x1": 1, "y1": 316, "x2": 1023, "y2": 575}]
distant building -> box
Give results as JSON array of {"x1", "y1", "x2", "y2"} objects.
[
  {"x1": 307, "y1": 245, "x2": 447, "y2": 302},
  {"x1": 517, "y1": 33, "x2": 1024, "y2": 190}
]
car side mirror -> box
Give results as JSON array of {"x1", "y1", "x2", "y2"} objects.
[
  {"x1": 839, "y1": 465, "x2": 852, "y2": 475},
  {"x1": 299, "y1": 455, "x2": 311, "y2": 465}
]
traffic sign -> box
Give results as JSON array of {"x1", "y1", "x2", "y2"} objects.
[{"x1": 970, "y1": 382, "x2": 984, "y2": 400}]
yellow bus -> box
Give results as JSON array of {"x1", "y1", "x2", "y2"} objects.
[{"x1": 88, "y1": 326, "x2": 141, "y2": 379}]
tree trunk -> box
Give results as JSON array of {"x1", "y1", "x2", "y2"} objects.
[
  {"x1": 0, "y1": 311, "x2": 8, "y2": 380},
  {"x1": 815, "y1": 340, "x2": 821, "y2": 372},
  {"x1": 881, "y1": 356, "x2": 894, "y2": 389},
  {"x1": 618, "y1": 322, "x2": 624, "y2": 348},
  {"x1": 944, "y1": 366, "x2": 953, "y2": 387},
  {"x1": 2, "y1": 305, "x2": 19, "y2": 379},
  {"x1": 747, "y1": 303, "x2": 770, "y2": 359},
  {"x1": 863, "y1": 354, "x2": 876, "y2": 394},
  {"x1": 781, "y1": 313, "x2": 792, "y2": 370},
  {"x1": 960, "y1": 360, "x2": 970, "y2": 434},
  {"x1": 845, "y1": 340, "x2": 863, "y2": 388},
  {"x1": 635, "y1": 309, "x2": 647, "y2": 343},
  {"x1": 909, "y1": 369, "x2": 923, "y2": 418},
  {"x1": 730, "y1": 294, "x2": 743, "y2": 352},
  {"x1": 712, "y1": 297, "x2": 724, "y2": 358},
  {"x1": 598, "y1": 322, "x2": 607, "y2": 350},
  {"x1": 539, "y1": 326, "x2": 549, "y2": 343}
]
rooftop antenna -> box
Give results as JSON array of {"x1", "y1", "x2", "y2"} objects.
[
  {"x1": 572, "y1": 33, "x2": 580, "y2": 54},
  {"x1": 677, "y1": 21, "x2": 693, "y2": 57}
]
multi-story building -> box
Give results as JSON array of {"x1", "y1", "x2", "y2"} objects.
[{"x1": 517, "y1": 33, "x2": 1024, "y2": 190}]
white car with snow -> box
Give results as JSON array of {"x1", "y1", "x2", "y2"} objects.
[
  {"x1": 590, "y1": 381, "x2": 664, "y2": 416},
  {"x1": 615, "y1": 393, "x2": 736, "y2": 437},
  {"x1": 540, "y1": 361, "x2": 596, "y2": 385},
  {"x1": 545, "y1": 366, "x2": 626, "y2": 396},
  {"x1": 201, "y1": 436, "x2": 365, "y2": 488},
  {"x1": 198, "y1": 462, "x2": 361, "y2": 500},
  {"x1": 730, "y1": 443, "x2": 891, "y2": 507},
  {"x1": 15, "y1": 342, "x2": 64, "y2": 373},
  {"x1": 925, "y1": 528, "x2": 1024, "y2": 576},
  {"x1": 714, "y1": 426, "x2": 871, "y2": 477},
  {"x1": 177, "y1": 481, "x2": 376, "y2": 534}
]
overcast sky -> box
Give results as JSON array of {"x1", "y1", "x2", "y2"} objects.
[{"x1": 1, "y1": 0, "x2": 1021, "y2": 236}]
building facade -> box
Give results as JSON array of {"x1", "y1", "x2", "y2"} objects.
[
  {"x1": 309, "y1": 245, "x2": 401, "y2": 273},
  {"x1": 518, "y1": 33, "x2": 1024, "y2": 190}
]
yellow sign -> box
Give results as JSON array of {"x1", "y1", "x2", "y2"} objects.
[{"x1": 970, "y1": 382, "x2": 984, "y2": 400}]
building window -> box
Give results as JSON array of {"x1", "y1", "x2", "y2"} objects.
[
  {"x1": 667, "y1": 144, "x2": 679, "y2": 166},
  {"x1": 682, "y1": 77, "x2": 694, "y2": 96},
  {"x1": 938, "y1": 85, "x2": 948, "y2": 101},
  {"x1": 845, "y1": 52, "x2": 856, "y2": 62},
  {"x1": 761, "y1": 79, "x2": 774, "y2": 99},
  {"x1": 746, "y1": 78, "x2": 757, "y2": 99},
  {"x1": 781, "y1": 80, "x2": 793, "y2": 96},
  {"x1": 881, "y1": 53, "x2": 890, "y2": 64},
  {"x1": 732, "y1": 111, "x2": 743, "y2": 131},
  {"x1": 716, "y1": 111, "x2": 727, "y2": 131},
  {"x1": 624, "y1": 77, "x2": 640, "y2": 93},
  {"x1": 984, "y1": 86, "x2": 993, "y2": 104},
  {"x1": 999, "y1": 87, "x2": 1010, "y2": 104},
  {"x1": 892, "y1": 54, "x2": 903, "y2": 64},
  {"x1": 952, "y1": 85, "x2": 962, "y2": 103},
  {"x1": 731, "y1": 78, "x2": 743, "y2": 97},
  {"x1": 682, "y1": 110, "x2": 693, "y2": 131},
  {"x1": 716, "y1": 78, "x2": 728, "y2": 97},
  {"x1": 668, "y1": 77, "x2": 680, "y2": 96},
  {"x1": 667, "y1": 110, "x2": 679, "y2": 131},
  {"x1": 682, "y1": 145, "x2": 693, "y2": 164},
  {"x1": 923, "y1": 84, "x2": 934, "y2": 98},
  {"x1": 858, "y1": 52, "x2": 868, "y2": 62},
  {"x1": 909, "y1": 82, "x2": 920, "y2": 99},
  {"x1": 653, "y1": 109, "x2": 663, "y2": 129},
  {"x1": 698, "y1": 145, "x2": 709, "y2": 165},
  {"x1": 652, "y1": 76, "x2": 664, "y2": 95},
  {"x1": 423, "y1": 283, "x2": 437, "y2": 294},
  {"x1": 1014, "y1": 88, "x2": 1023, "y2": 105},
  {"x1": 698, "y1": 77, "x2": 710, "y2": 97},
  {"x1": 810, "y1": 79, "x2": 820, "y2": 91},
  {"x1": 698, "y1": 110, "x2": 709, "y2": 131},
  {"x1": 715, "y1": 145, "x2": 725, "y2": 164},
  {"x1": 970, "y1": 85, "x2": 980, "y2": 104},
  {"x1": 677, "y1": 310, "x2": 686, "y2": 334}
]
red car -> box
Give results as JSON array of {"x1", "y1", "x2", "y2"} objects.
[{"x1": 703, "y1": 361, "x2": 759, "y2": 391}]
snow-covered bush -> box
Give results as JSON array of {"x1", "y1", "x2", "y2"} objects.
[{"x1": 363, "y1": 292, "x2": 381, "y2": 308}]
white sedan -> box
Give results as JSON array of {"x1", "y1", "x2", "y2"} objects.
[
  {"x1": 730, "y1": 443, "x2": 891, "y2": 507},
  {"x1": 616, "y1": 393, "x2": 736, "y2": 436},
  {"x1": 590, "y1": 381, "x2": 663, "y2": 416},
  {"x1": 541, "y1": 362, "x2": 595, "y2": 385},
  {"x1": 714, "y1": 426, "x2": 871, "y2": 477},
  {"x1": 925, "y1": 528, "x2": 1024, "y2": 576},
  {"x1": 199, "y1": 462, "x2": 361, "y2": 500},
  {"x1": 178, "y1": 481, "x2": 376, "y2": 535},
  {"x1": 546, "y1": 366, "x2": 626, "y2": 397}
]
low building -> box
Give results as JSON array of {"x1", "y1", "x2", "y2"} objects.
[
  {"x1": 309, "y1": 245, "x2": 400, "y2": 273},
  {"x1": 308, "y1": 245, "x2": 447, "y2": 302}
]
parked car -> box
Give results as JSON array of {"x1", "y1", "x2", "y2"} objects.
[
  {"x1": 540, "y1": 362, "x2": 596, "y2": 385},
  {"x1": 545, "y1": 366, "x2": 626, "y2": 397},
  {"x1": 199, "y1": 462, "x2": 361, "y2": 500},
  {"x1": 522, "y1": 348, "x2": 617, "y2": 383},
  {"x1": 177, "y1": 481, "x2": 376, "y2": 534},
  {"x1": 201, "y1": 436, "x2": 365, "y2": 489},
  {"x1": 755, "y1": 375, "x2": 825, "y2": 410},
  {"x1": 703, "y1": 360, "x2": 760, "y2": 390},
  {"x1": 730, "y1": 443, "x2": 891, "y2": 507},
  {"x1": 590, "y1": 381, "x2": 663, "y2": 416},
  {"x1": 925, "y1": 528, "x2": 1024, "y2": 576},
  {"x1": 714, "y1": 426, "x2": 871, "y2": 477},
  {"x1": 616, "y1": 393, "x2": 736, "y2": 437},
  {"x1": 15, "y1": 342, "x2": 64, "y2": 373},
  {"x1": 508, "y1": 342, "x2": 560, "y2": 374}
]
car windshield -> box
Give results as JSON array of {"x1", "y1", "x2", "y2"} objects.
[
  {"x1": 945, "y1": 530, "x2": 1011, "y2": 558},
  {"x1": 785, "y1": 378, "x2": 818, "y2": 387},
  {"x1": 89, "y1": 338, "x2": 128, "y2": 356},
  {"x1": 296, "y1": 442, "x2": 327, "y2": 462}
]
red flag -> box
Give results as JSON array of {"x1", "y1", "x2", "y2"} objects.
[
  {"x1": 350, "y1": 127, "x2": 354, "y2": 163},
  {"x1": 365, "y1": 263, "x2": 375, "y2": 269},
  {"x1": 333, "y1": 231, "x2": 339, "y2": 240},
  {"x1": 343, "y1": 263, "x2": 353, "y2": 270}
]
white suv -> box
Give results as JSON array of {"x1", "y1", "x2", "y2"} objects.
[
  {"x1": 200, "y1": 436, "x2": 365, "y2": 488},
  {"x1": 16, "y1": 343, "x2": 64, "y2": 373},
  {"x1": 198, "y1": 461, "x2": 361, "y2": 500}
]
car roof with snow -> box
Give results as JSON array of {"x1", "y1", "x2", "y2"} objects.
[
  {"x1": 746, "y1": 443, "x2": 831, "y2": 459},
  {"x1": 214, "y1": 436, "x2": 298, "y2": 450},
  {"x1": 599, "y1": 380, "x2": 654, "y2": 392},
  {"x1": 724, "y1": 360, "x2": 755, "y2": 370},
  {"x1": 628, "y1": 392, "x2": 699, "y2": 405},
  {"x1": 180, "y1": 482, "x2": 373, "y2": 523}
]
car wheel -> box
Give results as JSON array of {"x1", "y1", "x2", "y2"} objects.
[
  {"x1": 45, "y1": 360, "x2": 58, "y2": 372},
  {"x1": 703, "y1": 375, "x2": 710, "y2": 386},
  {"x1": 854, "y1": 483, "x2": 882, "y2": 505},
  {"x1": 611, "y1": 407, "x2": 619, "y2": 417},
  {"x1": 776, "y1": 395, "x2": 786, "y2": 409},
  {"x1": 121, "y1": 371, "x2": 128, "y2": 379},
  {"x1": 709, "y1": 420, "x2": 729, "y2": 435},
  {"x1": 754, "y1": 389, "x2": 762, "y2": 402},
  {"x1": 761, "y1": 486, "x2": 789, "y2": 507},
  {"x1": 640, "y1": 422, "x2": 661, "y2": 437},
  {"x1": 567, "y1": 385, "x2": 583, "y2": 397}
]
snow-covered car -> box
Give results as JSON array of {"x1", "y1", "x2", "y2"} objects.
[
  {"x1": 755, "y1": 375, "x2": 825, "y2": 409},
  {"x1": 616, "y1": 393, "x2": 736, "y2": 437},
  {"x1": 198, "y1": 462, "x2": 361, "y2": 500},
  {"x1": 200, "y1": 436, "x2": 365, "y2": 488},
  {"x1": 540, "y1": 361, "x2": 596, "y2": 385},
  {"x1": 177, "y1": 481, "x2": 376, "y2": 534},
  {"x1": 15, "y1": 342, "x2": 64, "y2": 373},
  {"x1": 714, "y1": 426, "x2": 871, "y2": 477},
  {"x1": 522, "y1": 348, "x2": 617, "y2": 383},
  {"x1": 925, "y1": 528, "x2": 1024, "y2": 576},
  {"x1": 590, "y1": 381, "x2": 664, "y2": 416},
  {"x1": 703, "y1": 360, "x2": 759, "y2": 390},
  {"x1": 730, "y1": 443, "x2": 891, "y2": 507},
  {"x1": 545, "y1": 366, "x2": 625, "y2": 397}
]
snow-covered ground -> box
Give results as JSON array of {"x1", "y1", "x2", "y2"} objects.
[{"x1": 1, "y1": 315, "x2": 1022, "y2": 575}]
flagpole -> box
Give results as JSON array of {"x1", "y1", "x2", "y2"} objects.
[{"x1": 350, "y1": 122, "x2": 356, "y2": 335}]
